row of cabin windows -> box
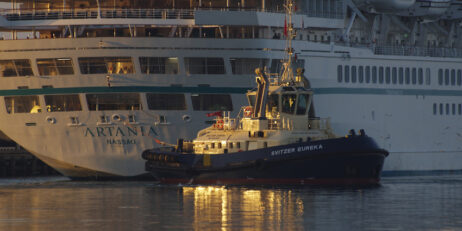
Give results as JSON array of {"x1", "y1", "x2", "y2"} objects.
[
  {"x1": 4, "y1": 93, "x2": 233, "y2": 114},
  {"x1": 337, "y1": 65, "x2": 431, "y2": 85},
  {"x1": 437, "y1": 69, "x2": 462, "y2": 86},
  {"x1": 209, "y1": 142, "x2": 242, "y2": 150},
  {"x1": 0, "y1": 57, "x2": 290, "y2": 77},
  {"x1": 433, "y1": 103, "x2": 462, "y2": 116}
]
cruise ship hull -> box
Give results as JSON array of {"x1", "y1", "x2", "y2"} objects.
[{"x1": 0, "y1": 36, "x2": 460, "y2": 178}]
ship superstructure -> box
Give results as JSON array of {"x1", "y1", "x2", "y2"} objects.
[{"x1": 0, "y1": 0, "x2": 460, "y2": 178}]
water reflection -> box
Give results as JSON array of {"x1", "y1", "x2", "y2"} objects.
[
  {"x1": 1, "y1": 177, "x2": 462, "y2": 231},
  {"x1": 181, "y1": 186, "x2": 305, "y2": 230}
]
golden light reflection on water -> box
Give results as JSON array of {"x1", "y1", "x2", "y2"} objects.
[{"x1": 182, "y1": 186, "x2": 305, "y2": 231}]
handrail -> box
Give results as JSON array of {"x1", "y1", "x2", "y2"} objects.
[
  {"x1": 0, "y1": 8, "x2": 196, "y2": 21},
  {"x1": 0, "y1": 7, "x2": 343, "y2": 21},
  {"x1": 373, "y1": 44, "x2": 462, "y2": 58}
]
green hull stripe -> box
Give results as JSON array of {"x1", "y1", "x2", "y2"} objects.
[
  {"x1": 313, "y1": 88, "x2": 462, "y2": 97},
  {"x1": 0, "y1": 86, "x2": 461, "y2": 97}
]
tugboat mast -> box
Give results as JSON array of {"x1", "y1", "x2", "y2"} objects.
[{"x1": 281, "y1": 0, "x2": 296, "y2": 84}]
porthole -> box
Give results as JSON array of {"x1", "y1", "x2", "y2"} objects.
[
  {"x1": 183, "y1": 115, "x2": 192, "y2": 123},
  {"x1": 111, "y1": 114, "x2": 122, "y2": 122},
  {"x1": 46, "y1": 116, "x2": 56, "y2": 124}
]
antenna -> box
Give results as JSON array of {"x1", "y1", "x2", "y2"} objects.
[{"x1": 280, "y1": 0, "x2": 296, "y2": 84}]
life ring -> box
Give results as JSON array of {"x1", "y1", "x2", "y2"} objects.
[
  {"x1": 46, "y1": 116, "x2": 56, "y2": 124},
  {"x1": 244, "y1": 106, "x2": 253, "y2": 117},
  {"x1": 216, "y1": 120, "x2": 224, "y2": 129},
  {"x1": 112, "y1": 114, "x2": 122, "y2": 122}
]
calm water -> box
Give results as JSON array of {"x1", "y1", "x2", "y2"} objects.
[{"x1": 0, "y1": 176, "x2": 462, "y2": 231}]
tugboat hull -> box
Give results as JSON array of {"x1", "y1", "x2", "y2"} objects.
[{"x1": 143, "y1": 136, "x2": 388, "y2": 185}]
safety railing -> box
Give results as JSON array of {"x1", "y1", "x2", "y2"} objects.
[
  {"x1": 0, "y1": 8, "x2": 195, "y2": 21},
  {"x1": 308, "y1": 117, "x2": 330, "y2": 130},
  {"x1": 0, "y1": 7, "x2": 345, "y2": 21},
  {"x1": 373, "y1": 45, "x2": 462, "y2": 58}
]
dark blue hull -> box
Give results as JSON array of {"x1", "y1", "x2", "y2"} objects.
[{"x1": 142, "y1": 135, "x2": 388, "y2": 185}]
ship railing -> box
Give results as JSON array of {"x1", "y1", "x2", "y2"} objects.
[
  {"x1": 267, "y1": 117, "x2": 294, "y2": 130},
  {"x1": 308, "y1": 117, "x2": 330, "y2": 130},
  {"x1": 268, "y1": 118, "x2": 281, "y2": 130},
  {"x1": 0, "y1": 8, "x2": 195, "y2": 21},
  {"x1": 373, "y1": 45, "x2": 462, "y2": 58},
  {"x1": 305, "y1": 10, "x2": 344, "y2": 19},
  {"x1": 267, "y1": 73, "x2": 280, "y2": 86},
  {"x1": 0, "y1": 146, "x2": 22, "y2": 154},
  {"x1": 213, "y1": 111, "x2": 238, "y2": 130},
  {"x1": 0, "y1": 7, "x2": 345, "y2": 21}
]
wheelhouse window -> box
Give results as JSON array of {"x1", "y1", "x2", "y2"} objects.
[
  {"x1": 296, "y1": 94, "x2": 310, "y2": 115},
  {"x1": 146, "y1": 93, "x2": 186, "y2": 110},
  {"x1": 79, "y1": 57, "x2": 134, "y2": 74},
  {"x1": 230, "y1": 58, "x2": 269, "y2": 75},
  {"x1": 266, "y1": 94, "x2": 279, "y2": 114},
  {"x1": 86, "y1": 93, "x2": 141, "y2": 111},
  {"x1": 139, "y1": 57, "x2": 179, "y2": 74},
  {"x1": 191, "y1": 94, "x2": 233, "y2": 111},
  {"x1": 271, "y1": 59, "x2": 304, "y2": 74},
  {"x1": 282, "y1": 94, "x2": 297, "y2": 114},
  {"x1": 185, "y1": 58, "x2": 225, "y2": 75},
  {"x1": 44, "y1": 95, "x2": 81, "y2": 112},
  {"x1": 4, "y1": 96, "x2": 41, "y2": 114},
  {"x1": 0, "y1": 59, "x2": 33, "y2": 77},
  {"x1": 248, "y1": 94, "x2": 256, "y2": 107},
  {"x1": 37, "y1": 58, "x2": 74, "y2": 76}
]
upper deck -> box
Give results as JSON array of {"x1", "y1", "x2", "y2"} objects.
[{"x1": 0, "y1": 0, "x2": 344, "y2": 28}]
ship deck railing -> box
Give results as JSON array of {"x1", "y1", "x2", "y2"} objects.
[
  {"x1": 308, "y1": 118, "x2": 330, "y2": 130},
  {"x1": 373, "y1": 45, "x2": 462, "y2": 59},
  {"x1": 267, "y1": 73, "x2": 281, "y2": 86},
  {"x1": 0, "y1": 8, "x2": 196, "y2": 21},
  {"x1": 0, "y1": 7, "x2": 344, "y2": 21}
]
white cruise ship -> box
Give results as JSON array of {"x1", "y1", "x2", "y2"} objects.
[{"x1": 0, "y1": 0, "x2": 460, "y2": 178}]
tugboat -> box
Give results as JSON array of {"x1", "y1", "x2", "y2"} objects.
[{"x1": 142, "y1": 0, "x2": 388, "y2": 185}]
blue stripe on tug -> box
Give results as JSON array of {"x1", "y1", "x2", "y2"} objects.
[{"x1": 142, "y1": 135, "x2": 388, "y2": 185}]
